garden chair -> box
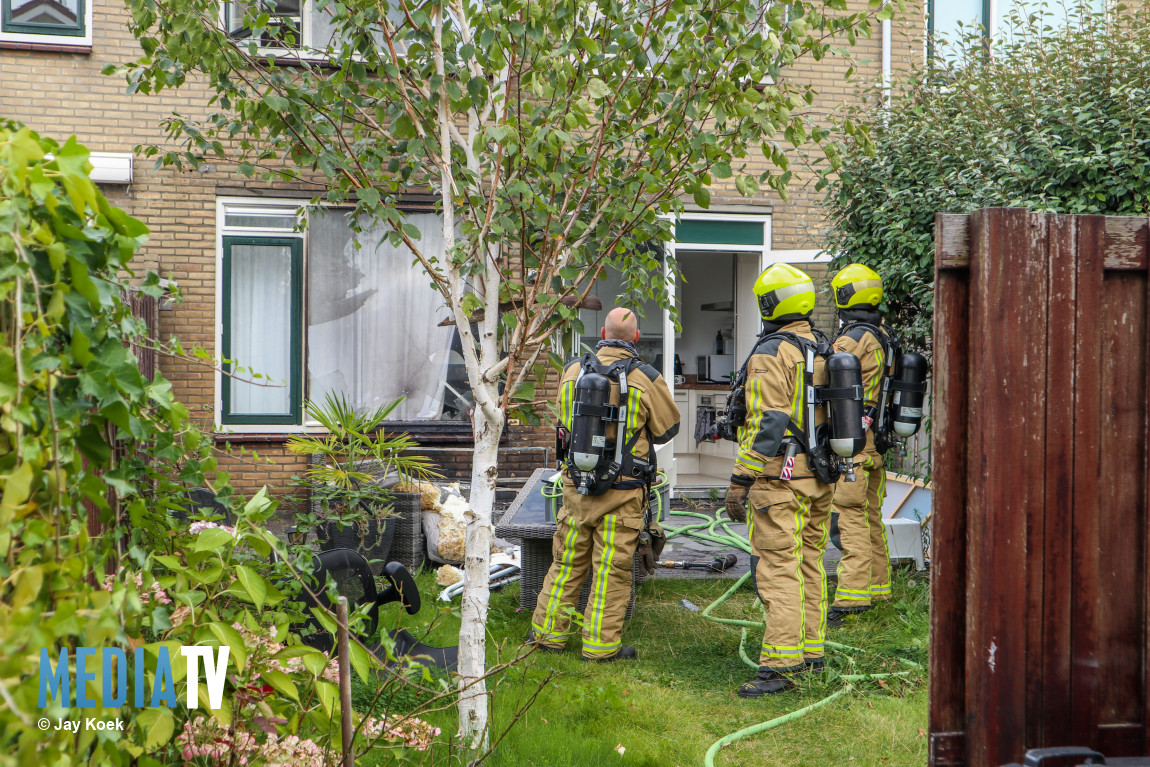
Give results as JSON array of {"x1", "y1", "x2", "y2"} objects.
[{"x1": 294, "y1": 548, "x2": 458, "y2": 671}]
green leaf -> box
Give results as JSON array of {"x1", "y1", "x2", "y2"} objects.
[
  {"x1": 314, "y1": 678, "x2": 338, "y2": 715},
  {"x1": 193, "y1": 527, "x2": 234, "y2": 552},
  {"x1": 261, "y1": 669, "x2": 299, "y2": 702},
  {"x1": 348, "y1": 640, "x2": 377, "y2": 681},
  {"x1": 11, "y1": 566, "x2": 43, "y2": 609},
  {"x1": 136, "y1": 708, "x2": 175, "y2": 748},
  {"x1": 693, "y1": 186, "x2": 711, "y2": 209},
  {"x1": 587, "y1": 78, "x2": 609, "y2": 100},
  {"x1": 235, "y1": 564, "x2": 268, "y2": 609},
  {"x1": 208, "y1": 622, "x2": 248, "y2": 672}
]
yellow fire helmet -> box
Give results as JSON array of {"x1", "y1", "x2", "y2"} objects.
[
  {"x1": 831, "y1": 263, "x2": 884, "y2": 309},
  {"x1": 753, "y1": 263, "x2": 816, "y2": 322}
]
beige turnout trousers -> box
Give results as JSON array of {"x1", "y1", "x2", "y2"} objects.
[
  {"x1": 831, "y1": 432, "x2": 891, "y2": 608},
  {"x1": 530, "y1": 482, "x2": 643, "y2": 658},
  {"x1": 748, "y1": 452, "x2": 834, "y2": 670}
]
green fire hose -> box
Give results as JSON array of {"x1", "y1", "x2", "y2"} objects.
[{"x1": 661, "y1": 509, "x2": 916, "y2": 767}]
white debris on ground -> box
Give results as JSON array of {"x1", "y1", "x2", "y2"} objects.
[
  {"x1": 435, "y1": 564, "x2": 464, "y2": 587},
  {"x1": 435, "y1": 485, "x2": 469, "y2": 563},
  {"x1": 396, "y1": 478, "x2": 441, "y2": 510}
]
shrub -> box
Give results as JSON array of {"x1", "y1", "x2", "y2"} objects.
[
  {"x1": 0, "y1": 122, "x2": 444, "y2": 765},
  {"x1": 821, "y1": 3, "x2": 1150, "y2": 352}
]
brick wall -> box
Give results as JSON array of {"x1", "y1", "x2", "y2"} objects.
[{"x1": 0, "y1": 0, "x2": 927, "y2": 505}]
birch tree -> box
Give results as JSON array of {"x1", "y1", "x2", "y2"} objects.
[{"x1": 115, "y1": 0, "x2": 898, "y2": 749}]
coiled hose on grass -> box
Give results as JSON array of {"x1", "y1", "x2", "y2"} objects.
[{"x1": 661, "y1": 509, "x2": 916, "y2": 767}]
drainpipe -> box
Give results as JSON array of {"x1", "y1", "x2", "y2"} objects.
[{"x1": 881, "y1": 3, "x2": 891, "y2": 109}]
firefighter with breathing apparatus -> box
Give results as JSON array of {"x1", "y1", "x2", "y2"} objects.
[
  {"x1": 526, "y1": 307, "x2": 680, "y2": 661},
  {"x1": 716, "y1": 263, "x2": 866, "y2": 696},
  {"x1": 825, "y1": 264, "x2": 928, "y2": 626}
]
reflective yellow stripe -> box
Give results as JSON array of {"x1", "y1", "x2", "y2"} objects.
[
  {"x1": 625, "y1": 386, "x2": 640, "y2": 452},
  {"x1": 791, "y1": 360, "x2": 804, "y2": 428},
  {"x1": 793, "y1": 493, "x2": 807, "y2": 651},
  {"x1": 529, "y1": 623, "x2": 566, "y2": 643},
  {"x1": 590, "y1": 514, "x2": 617, "y2": 643},
  {"x1": 866, "y1": 349, "x2": 884, "y2": 402},
  {"x1": 809, "y1": 497, "x2": 831, "y2": 643},
  {"x1": 582, "y1": 637, "x2": 622, "y2": 654},
  {"x1": 741, "y1": 377, "x2": 764, "y2": 456},
  {"x1": 559, "y1": 380, "x2": 575, "y2": 429},
  {"x1": 542, "y1": 516, "x2": 580, "y2": 633},
  {"x1": 872, "y1": 470, "x2": 891, "y2": 589},
  {"x1": 737, "y1": 449, "x2": 765, "y2": 472}
]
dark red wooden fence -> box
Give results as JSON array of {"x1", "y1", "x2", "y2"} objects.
[{"x1": 929, "y1": 209, "x2": 1150, "y2": 767}]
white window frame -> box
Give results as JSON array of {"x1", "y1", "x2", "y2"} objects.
[
  {"x1": 0, "y1": 0, "x2": 92, "y2": 46},
  {"x1": 218, "y1": 0, "x2": 336, "y2": 60}
]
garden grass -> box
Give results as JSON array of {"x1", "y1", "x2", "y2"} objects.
[{"x1": 360, "y1": 567, "x2": 930, "y2": 767}]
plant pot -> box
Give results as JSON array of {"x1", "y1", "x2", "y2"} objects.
[{"x1": 316, "y1": 516, "x2": 396, "y2": 573}]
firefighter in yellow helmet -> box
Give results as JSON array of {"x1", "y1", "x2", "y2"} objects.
[
  {"x1": 826, "y1": 264, "x2": 893, "y2": 625},
  {"x1": 724, "y1": 264, "x2": 836, "y2": 696},
  {"x1": 526, "y1": 307, "x2": 680, "y2": 661}
]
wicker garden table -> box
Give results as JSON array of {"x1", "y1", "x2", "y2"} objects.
[{"x1": 495, "y1": 468, "x2": 646, "y2": 619}]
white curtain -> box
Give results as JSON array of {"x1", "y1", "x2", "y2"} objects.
[
  {"x1": 228, "y1": 242, "x2": 294, "y2": 416},
  {"x1": 307, "y1": 210, "x2": 464, "y2": 421}
]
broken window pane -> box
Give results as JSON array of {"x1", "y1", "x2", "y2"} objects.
[{"x1": 307, "y1": 209, "x2": 473, "y2": 421}]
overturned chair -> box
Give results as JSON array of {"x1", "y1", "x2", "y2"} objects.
[{"x1": 293, "y1": 548, "x2": 458, "y2": 671}]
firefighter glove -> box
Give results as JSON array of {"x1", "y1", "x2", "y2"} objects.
[
  {"x1": 637, "y1": 532, "x2": 657, "y2": 576},
  {"x1": 725, "y1": 477, "x2": 752, "y2": 523}
]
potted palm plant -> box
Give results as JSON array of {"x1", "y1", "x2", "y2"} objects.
[{"x1": 287, "y1": 394, "x2": 437, "y2": 570}]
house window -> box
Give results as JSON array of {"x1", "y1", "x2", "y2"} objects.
[
  {"x1": 217, "y1": 200, "x2": 471, "y2": 428},
  {"x1": 927, "y1": 0, "x2": 1104, "y2": 58},
  {"x1": 1, "y1": 0, "x2": 90, "y2": 44},
  {"x1": 221, "y1": 236, "x2": 303, "y2": 425},
  {"x1": 221, "y1": 0, "x2": 400, "y2": 55},
  {"x1": 307, "y1": 209, "x2": 471, "y2": 422}
]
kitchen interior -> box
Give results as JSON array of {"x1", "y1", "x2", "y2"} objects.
[{"x1": 579, "y1": 249, "x2": 765, "y2": 490}]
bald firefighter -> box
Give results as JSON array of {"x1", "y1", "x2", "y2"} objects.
[
  {"x1": 526, "y1": 308, "x2": 680, "y2": 661},
  {"x1": 827, "y1": 264, "x2": 897, "y2": 623},
  {"x1": 723, "y1": 264, "x2": 841, "y2": 696}
]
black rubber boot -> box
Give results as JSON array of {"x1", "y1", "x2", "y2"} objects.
[
  {"x1": 583, "y1": 646, "x2": 638, "y2": 662},
  {"x1": 827, "y1": 605, "x2": 872, "y2": 628},
  {"x1": 738, "y1": 667, "x2": 798, "y2": 697},
  {"x1": 799, "y1": 656, "x2": 826, "y2": 674},
  {"x1": 523, "y1": 630, "x2": 564, "y2": 654}
]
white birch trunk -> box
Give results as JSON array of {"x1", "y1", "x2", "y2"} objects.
[{"x1": 457, "y1": 398, "x2": 502, "y2": 751}]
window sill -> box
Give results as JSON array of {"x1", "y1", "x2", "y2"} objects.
[
  {"x1": 0, "y1": 39, "x2": 91, "y2": 53},
  {"x1": 212, "y1": 422, "x2": 504, "y2": 446}
]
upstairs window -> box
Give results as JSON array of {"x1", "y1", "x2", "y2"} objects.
[
  {"x1": 1, "y1": 0, "x2": 91, "y2": 45},
  {"x1": 221, "y1": 0, "x2": 402, "y2": 56},
  {"x1": 927, "y1": 0, "x2": 1105, "y2": 60}
]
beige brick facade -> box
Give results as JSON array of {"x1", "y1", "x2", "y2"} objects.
[{"x1": 0, "y1": 0, "x2": 926, "y2": 506}]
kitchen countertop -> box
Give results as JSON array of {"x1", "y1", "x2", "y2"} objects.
[{"x1": 675, "y1": 382, "x2": 731, "y2": 391}]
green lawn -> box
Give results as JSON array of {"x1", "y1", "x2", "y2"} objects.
[{"x1": 360, "y1": 565, "x2": 930, "y2": 767}]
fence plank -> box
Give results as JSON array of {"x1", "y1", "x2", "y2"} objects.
[
  {"x1": 929, "y1": 213, "x2": 972, "y2": 767},
  {"x1": 1040, "y1": 214, "x2": 1077, "y2": 746},
  {"x1": 1103, "y1": 216, "x2": 1148, "y2": 270},
  {"x1": 1070, "y1": 215, "x2": 1106, "y2": 749},
  {"x1": 1095, "y1": 268, "x2": 1148, "y2": 745},
  {"x1": 936, "y1": 213, "x2": 971, "y2": 269},
  {"x1": 964, "y1": 209, "x2": 1048, "y2": 767}
]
